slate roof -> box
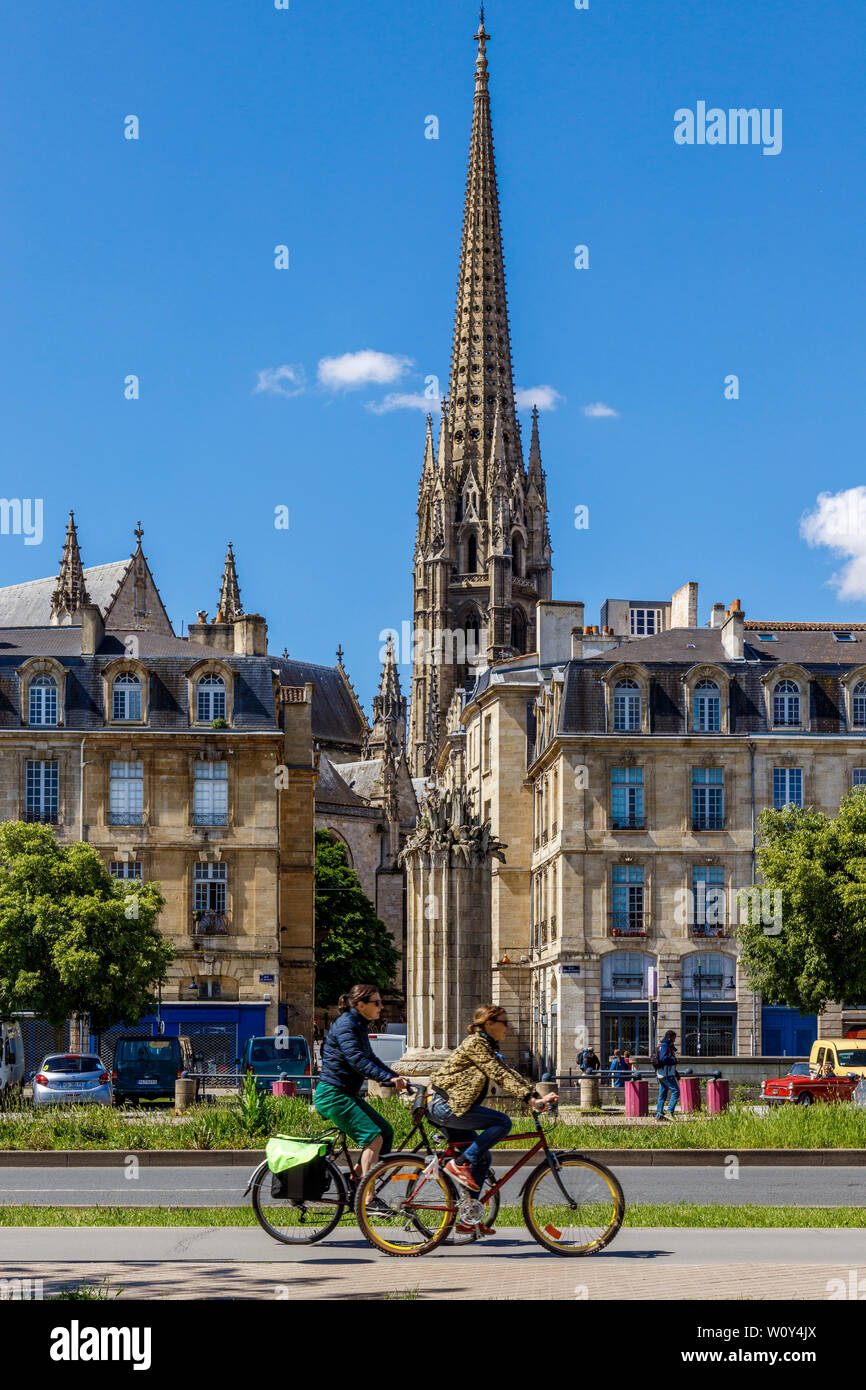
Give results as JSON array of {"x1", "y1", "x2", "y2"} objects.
[
  {"x1": 0, "y1": 631, "x2": 369, "y2": 739},
  {"x1": 315, "y1": 755, "x2": 370, "y2": 809},
  {"x1": 276, "y1": 659, "x2": 366, "y2": 751},
  {"x1": 0, "y1": 563, "x2": 130, "y2": 627}
]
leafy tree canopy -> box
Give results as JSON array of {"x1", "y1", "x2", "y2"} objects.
[
  {"x1": 0, "y1": 822, "x2": 172, "y2": 1032},
  {"x1": 736, "y1": 791, "x2": 866, "y2": 1015},
  {"x1": 314, "y1": 830, "x2": 400, "y2": 1007}
]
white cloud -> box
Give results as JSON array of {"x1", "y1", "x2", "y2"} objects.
[
  {"x1": 254, "y1": 365, "x2": 306, "y2": 397},
  {"x1": 515, "y1": 385, "x2": 564, "y2": 411},
  {"x1": 800, "y1": 487, "x2": 866, "y2": 600},
  {"x1": 583, "y1": 401, "x2": 619, "y2": 418},
  {"x1": 317, "y1": 350, "x2": 414, "y2": 391},
  {"x1": 365, "y1": 392, "x2": 432, "y2": 414}
]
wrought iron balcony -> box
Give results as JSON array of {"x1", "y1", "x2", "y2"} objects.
[
  {"x1": 24, "y1": 808, "x2": 59, "y2": 824},
  {"x1": 193, "y1": 813, "x2": 228, "y2": 827},
  {"x1": 690, "y1": 923, "x2": 730, "y2": 939},
  {"x1": 191, "y1": 912, "x2": 229, "y2": 936},
  {"x1": 109, "y1": 812, "x2": 144, "y2": 826},
  {"x1": 692, "y1": 815, "x2": 724, "y2": 831},
  {"x1": 610, "y1": 911, "x2": 647, "y2": 938}
]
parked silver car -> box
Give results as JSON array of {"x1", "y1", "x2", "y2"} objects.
[{"x1": 32, "y1": 1053, "x2": 113, "y2": 1106}]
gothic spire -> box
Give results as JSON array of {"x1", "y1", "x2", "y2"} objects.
[
  {"x1": 528, "y1": 404, "x2": 543, "y2": 480},
  {"x1": 366, "y1": 633, "x2": 407, "y2": 759},
  {"x1": 446, "y1": 8, "x2": 520, "y2": 480},
  {"x1": 217, "y1": 542, "x2": 243, "y2": 622},
  {"x1": 50, "y1": 510, "x2": 89, "y2": 625}
]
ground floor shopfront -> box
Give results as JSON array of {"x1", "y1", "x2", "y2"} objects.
[
  {"x1": 526, "y1": 947, "x2": 823, "y2": 1076},
  {"x1": 21, "y1": 1002, "x2": 282, "y2": 1076}
]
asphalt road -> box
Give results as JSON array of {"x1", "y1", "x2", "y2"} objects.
[{"x1": 0, "y1": 1163, "x2": 864, "y2": 1206}]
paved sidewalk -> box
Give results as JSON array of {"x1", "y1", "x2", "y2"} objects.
[{"x1": 3, "y1": 1229, "x2": 864, "y2": 1300}]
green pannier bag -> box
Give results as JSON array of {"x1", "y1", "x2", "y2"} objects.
[{"x1": 266, "y1": 1135, "x2": 330, "y2": 1202}]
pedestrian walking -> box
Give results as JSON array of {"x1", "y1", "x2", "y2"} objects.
[
  {"x1": 578, "y1": 1045, "x2": 600, "y2": 1073},
  {"x1": 610, "y1": 1048, "x2": 630, "y2": 1088},
  {"x1": 653, "y1": 1029, "x2": 680, "y2": 1120}
]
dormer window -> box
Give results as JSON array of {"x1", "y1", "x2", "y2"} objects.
[
  {"x1": 772, "y1": 679, "x2": 801, "y2": 727},
  {"x1": 693, "y1": 679, "x2": 720, "y2": 733},
  {"x1": 613, "y1": 679, "x2": 641, "y2": 732},
  {"x1": 113, "y1": 673, "x2": 142, "y2": 721},
  {"x1": 29, "y1": 675, "x2": 57, "y2": 727},
  {"x1": 197, "y1": 674, "x2": 226, "y2": 723}
]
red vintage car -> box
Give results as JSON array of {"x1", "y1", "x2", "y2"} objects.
[{"x1": 763, "y1": 1070, "x2": 859, "y2": 1106}]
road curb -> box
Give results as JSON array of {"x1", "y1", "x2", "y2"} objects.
[{"x1": 0, "y1": 1147, "x2": 865, "y2": 1167}]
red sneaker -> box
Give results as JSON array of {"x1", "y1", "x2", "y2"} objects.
[{"x1": 444, "y1": 1158, "x2": 481, "y2": 1192}]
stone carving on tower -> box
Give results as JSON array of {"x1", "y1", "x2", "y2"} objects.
[
  {"x1": 408, "y1": 10, "x2": 553, "y2": 777},
  {"x1": 398, "y1": 783, "x2": 507, "y2": 1072},
  {"x1": 50, "y1": 511, "x2": 90, "y2": 626}
]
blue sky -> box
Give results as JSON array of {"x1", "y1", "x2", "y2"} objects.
[{"x1": 1, "y1": 0, "x2": 864, "y2": 708}]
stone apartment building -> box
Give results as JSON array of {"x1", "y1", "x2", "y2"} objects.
[
  {"x1": 425, "y1": 588, "x2": 866, "y2": 1071},
  {"x1": 0, "y1": 515, "x2": 414, "y2": 1061}
]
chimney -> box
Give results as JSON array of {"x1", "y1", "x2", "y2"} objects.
[
  {"x1": 710, "y1": 603, "x2": 726, "y2": 629},
  {"x1": 536, "y1": 601, "x2": 585, "y2": 665},
  {"x1": 721, "y1": 601, "x2": 745, "y2": 659},
  {"x1": 670, "y1": 581, "x2": 699, "y2": 629},
  {"x1": 233, "y1": 613, "x2": 268, "y2": 656},
  {"x1": 80, "y1": 603, "x2": 104, "y2": 655}
]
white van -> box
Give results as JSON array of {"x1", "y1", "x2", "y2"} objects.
[
  {"x1": 0, "y1": 1022, "x2": 25, "y2": 1094},
  {"x1": 367, "y1": 1033, "x2": 408, "y2": 1068}
]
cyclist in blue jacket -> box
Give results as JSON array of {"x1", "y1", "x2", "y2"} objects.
[{"x1": 315, "y1": 983, "x2": 408, "y2": 1215}]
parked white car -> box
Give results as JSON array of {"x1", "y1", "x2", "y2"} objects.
[{"x1": 32, "y1": 1053, "x2": 113, "y2": 1106}]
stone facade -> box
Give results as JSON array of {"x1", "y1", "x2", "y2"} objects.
[{"x1": 431, "y1": 594, "x2": 866, "y2": 1070}]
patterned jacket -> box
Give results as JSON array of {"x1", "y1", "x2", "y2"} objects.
[{"x1": 428, "y1": 1030, "x2": 536, "y2": 1117}]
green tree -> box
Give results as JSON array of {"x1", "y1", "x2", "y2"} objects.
[
  {"x1": 736, "y1": 791, "x2": 866, "y2": 1014},
  {"x1": 0, "y1": 822, "x2": 172, "y2": 1032},
  {"x1": 314, "y1": 831, "x2": 400, "y2": 1006}
]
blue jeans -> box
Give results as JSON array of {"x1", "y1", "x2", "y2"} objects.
[
  {"x1": 428, "y1": 1095, "x2": 512, "y2": 1186},
  {"x1": 656, "y1": 1072, "x2": 680, "y2": 1117}
]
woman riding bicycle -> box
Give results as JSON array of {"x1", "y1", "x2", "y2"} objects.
[
  {"x1": 427, "y1": 1004, "x2": 557, "y2": 1215},
  {"x1": 315, "y1": 983, "x2": 408, "y2": 1213}
]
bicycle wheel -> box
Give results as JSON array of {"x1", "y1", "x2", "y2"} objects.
[
  {"x1": 356, "y1": 1154, "x2": 457, "y2": 1257},
  {"x1": 522, "y1": 1155, "x2": 624, "y2": 1255},
  {"x1": 251, "y1": 1158, "x2": 350, "y2": 1245}
]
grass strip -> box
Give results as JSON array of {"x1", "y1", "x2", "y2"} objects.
[
  {"x1": 1, "y1": 1203, "x2": 865, "y2": 1228},
  {"x1": 3, "y1": 1096, "x2": 866, "y2": 1150}
]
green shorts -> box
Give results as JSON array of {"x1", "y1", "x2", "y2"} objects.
[{"x1": 314, "y1": 1083, "x2": 394, "y2": 1153}]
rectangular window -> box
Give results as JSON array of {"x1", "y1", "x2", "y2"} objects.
[
  {"x1": 482, "y1": 716, "x2": 492, "y2": 772},
  {"x1": 773, "y1": 767, "x2": 803, "y2": 809},
  {"x1": 25, "y1": 760, "x2": 59, "y2": 822},
  {"x1": 692, "y1": 866, "x2": 725, "y2": 936},
  {"x1": 853, "y1": 769, "x2": 866, "y2": 789},
  {"x1": 692, "y1": 766, "x2": 724, "y2": 830},
  {"x1": 611, "y1": 766, "x2": 644, "y2": 828},
  {"x1": 611, "y1": 865, "x2": 644, "y2": 935},
  {"x1": 629, "y1": 608, "x2": 662, "y2": 637},
  {"x1": 194, "y1": 862, "x2": 227, "y2": 932},
  {"x1": 109, "y1": 760, "x2": 144, "y2": 825},
  {"x1": 194, "y1": 761, "x2": 228, "y2": 825},
  {"x1": 109, "y1": 861, "x2": 142, "y2": 880}
]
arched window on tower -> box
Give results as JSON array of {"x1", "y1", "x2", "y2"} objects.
[
  {"x1": 511, "y1": 607, "x2": 527, "y2": 654},
  {"x1": 466, "y1": 532, "x2": 478, "y2": 574},
  {"x1": 512, "y1": 533, "x2": 524, "y2": 578}
]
